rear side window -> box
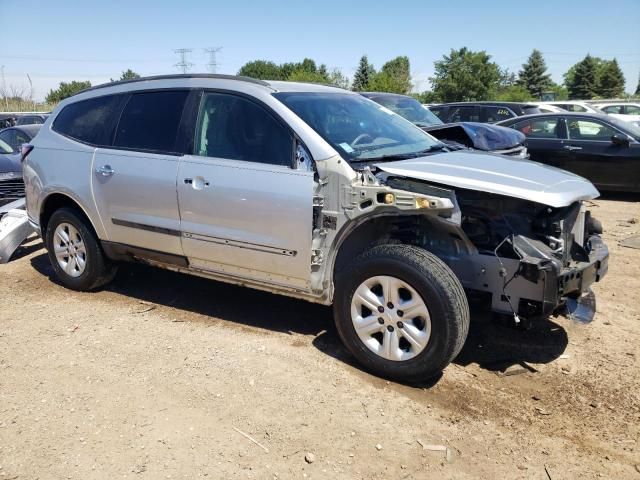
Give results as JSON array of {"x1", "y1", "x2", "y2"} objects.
[
  {"x1": 114, "y1": 90, "x2": 188, "y2": 153},
  {"x1": 602, "y1": 105, "x2": 623, "y2": 114},
  {"x1": 53, "y1": 94, "x2": 124, "y2": 145},
  {"x1": 484, "y1": 106, "x2": 513, "y2": 122},
  {"x1": 450, "y1": 106, "x2": 479, "y2": 122}
]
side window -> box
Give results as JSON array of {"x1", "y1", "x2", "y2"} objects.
[
  {"x1": 566, "y1": 104, "x2": 587, "y2": 112},
  {"x1": 114, "y1": 90, "x2": 188, "y2": 153},
  {"x1": 625, "y1": 105, "x2": 640, "y2": 115},
  {"x1": 602, "y1": 105, "x2": 622, "y2": 114},
  {"x1": 195, "y1": 92, "x2": 293, "y2": 167},
  {"x1": 512, "y1": 118, "x2": 563, "y2": 139},
  {"x1": 566, "y1": 119, "x2": 616, "y2": 140},
  {"x1": 484, "y1": 106, "x2": 513, "y2": 122},
  {"x1": 450, "y1": 106, "x2": 478, "y2": 122},
  {"x1": 53, "y1": 94, "x2": 124, "y2": 146},
  {"x1": 430, "y1": 106, "x2": 445, "y2": 119},
  {"x1": 0, "y1": 130, "x2": 17, "y2": 150},
  {"x1": 14, "y1": 130, "x2": 31, "y2": 146}
]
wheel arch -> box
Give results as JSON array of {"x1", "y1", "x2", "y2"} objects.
[{"x1": 40, "y1": 192, "x2": 102, "y2": 239}]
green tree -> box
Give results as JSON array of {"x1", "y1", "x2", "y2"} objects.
[
  {"x1": 111, "y1": 69, "x2": 140, "y2": 82},
  {"x1": 45, "y1": 80, "x2": 92, "y2": 103},
  {"x1": 287, "y1": 69, "x2": 328, "y2": 84},
  {"x1": 327, "y1": 68, "x2": 350, "y2": 89},
  {"x1": 237, "y1": 60, "x2": 284, "y2": 80},
  {"x1": 430, "y1": 47, "x2": 501, "y2": 101},
  {"x1": 565, "y1": 55, "x2": 602, "y2": 99},
  {"x1": 352, "y1": 55, "x2": 375, "y2": 91},
  {"x1": 636, "y1": 71, "x2": 640, "y2": 96},
  {"x1": 378, "y1": 56, "x2": 412, "y2": 94},
  {"x1": 494, "y1": 85, "x2": 533, "y2": 102},
  {"x1": 517, "y1": 49, "x2": 553, "y2": 98},
  {"x1": 596, "y1": 59, "x2": 625, "y2": 98}
]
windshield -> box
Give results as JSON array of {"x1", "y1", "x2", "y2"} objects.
[
  {"x1": 274, "y1": 92, "x2": 441, "y2": 162},
  {"x1": 368, "y1": 95, "x2": 444, "y2": 127},
  {"x1": 608, "y1": 116, "x2": 640, "y2": 139}
]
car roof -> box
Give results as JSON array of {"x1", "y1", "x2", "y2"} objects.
[
  {"x1": 497, "y1": 111, "x2": 615, "y2": 123},
  {"x1": 77, "y1": 74, "x2": 348, "y2": 97},
  {"x1": 434, "y1": 101, "x2": 534, "y2": 107},
  {"x1": 8, "y1": 124, "x2": 42, "y2": 136},
  {"x1": 360, "y1": 92, "x2": 411, "y2": 99}
]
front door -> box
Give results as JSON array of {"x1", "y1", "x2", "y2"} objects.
[
  {"x1": 91, "y1": 90, "x2": 190, "y2": 255},
  {"x1": 177, "y1": 91, "x2": 315, "y2": 289},
  {"x1": 564, "y1": 117, "x2": 639, "y2": 191}
]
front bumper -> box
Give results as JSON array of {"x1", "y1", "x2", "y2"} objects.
[{"x1": 539, "y1": 235, "x2": 609, "y2": 317}]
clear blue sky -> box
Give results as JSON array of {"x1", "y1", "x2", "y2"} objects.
[{"x1": 1, "y1": 0, "x2": 639, "y2": 101}]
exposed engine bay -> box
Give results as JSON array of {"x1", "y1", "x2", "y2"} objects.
[{"x1": 338, "y1": 169, "x2": 609, "y2": 323}]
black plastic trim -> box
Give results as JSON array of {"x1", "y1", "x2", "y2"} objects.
[
  {"x1": 111, "y1": 218, "x2": 181, "y2": 237},
  {"x1": 101, "y1": 241, "x2": 189, "y2": 268}
]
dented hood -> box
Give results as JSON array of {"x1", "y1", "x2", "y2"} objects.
[
  {"x1": 375, "y1": 151, "x2": 599, "y2": 207},
  {"x1": 423, "y1": 122, "x2": 525, "y2": 151}
]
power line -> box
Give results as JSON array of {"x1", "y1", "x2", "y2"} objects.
[
  {"x1": 173, "y1": 48, "x2": 194, "y2": 74},
  {"x1": 204, "y1": 47, "x2": 222, "y2": 74}
]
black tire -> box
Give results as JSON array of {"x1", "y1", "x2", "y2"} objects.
[
  {"x1": 333, "y1": 244, "x2": 469, "y2": 382},
  {"x1": 45, "y1": 207, "x2": 117, "y2": 291}
]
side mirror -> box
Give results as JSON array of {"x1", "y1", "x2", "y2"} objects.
[{"x1": 611, "y1": 133, "x2": 630, "y2": 147}]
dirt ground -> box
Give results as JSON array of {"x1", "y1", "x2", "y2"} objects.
[{"x1": 1, "y1": 197, "x2": 639, "y2": 480}]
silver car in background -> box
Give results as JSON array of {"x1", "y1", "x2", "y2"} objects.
[{"x1": 23, "y1": 75, "x2": 608, "y2": 381}]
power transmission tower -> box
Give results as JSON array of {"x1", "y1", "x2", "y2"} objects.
[
  {"x1": 174, "y1": 48, "x2": 194, "y2": 74},
  {"x1": 204, "y1": 47, "x2": 222, "y2": 74}
]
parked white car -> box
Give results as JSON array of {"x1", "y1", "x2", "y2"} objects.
[
  {"x1": 527, "y1": 103, "x2": 567, "y2": 113},
  {"x1": 541, "y1": 101, "x2": 600, "y2": 113},
  {"x1": 593, "y1": 103, "x2": 640, "y2": 126}
]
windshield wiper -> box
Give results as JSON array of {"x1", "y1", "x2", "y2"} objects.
[{"x1": 352, "y1": 143, "x2": 448, "y2": 163}]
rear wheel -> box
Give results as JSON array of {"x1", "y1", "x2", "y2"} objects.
[
  {"x1": 45, "y1": 208, "x2": 117, "y2": 291},
  {"x1": 334, "y1": 244, "x2": 469, "y2": 382}
]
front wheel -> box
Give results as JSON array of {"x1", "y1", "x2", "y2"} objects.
[{"x1": 333, "y1": 244, "x2": 469, "y2": 382}]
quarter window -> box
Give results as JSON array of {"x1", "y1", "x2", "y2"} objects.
[
  {"x1": 566, "y1": 119, "x2": 616, "y2": 140},
  {"x1": 512, "y1": 118, "x2": 563, "y2": 139},
  {"x1": 195, "y1": 92, "x2": 293, "y2": 167},
  {"x1": 114, "y1": 90, "x2": 188, "y2": 153},
  {"x1": 53, "y1": 94, "x2": 124, "y2": 145}
]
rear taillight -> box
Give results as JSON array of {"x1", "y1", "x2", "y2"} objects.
[{"x1": 20, "y1": 144, "x2": 34, "y2": 162}]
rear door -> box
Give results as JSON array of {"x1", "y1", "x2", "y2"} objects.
[
  {"x1": 91, "y1": 90, "x2": 190, "y2": 255},
  {"x1": 563, "y1": 117, "x2": 638, "y2": 190},
  {"x1": 177, "y1": 91, "x2": 315, "y2": 289}
]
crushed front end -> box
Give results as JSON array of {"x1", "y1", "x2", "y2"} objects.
[{"x1": 380, "y1": 176, "x2": 609, "y2": 323}]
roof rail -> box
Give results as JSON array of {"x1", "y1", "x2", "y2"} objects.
[{"x1": 76, "y1": 74, "x2": 271, "y2": 95}]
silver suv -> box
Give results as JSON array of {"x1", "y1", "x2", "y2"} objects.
[{"x1": 23, "y1": 75, "x2": 608, "y2": 381}]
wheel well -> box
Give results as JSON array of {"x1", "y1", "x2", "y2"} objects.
[
  {"x1": 40, "y1": 194, "x2": 96, "y2": 237},
  {"x1": 333, "y1": 215, "x2": 425, "y2": 277}
]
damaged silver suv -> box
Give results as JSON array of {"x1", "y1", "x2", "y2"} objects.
[{"x1": 23, "y1": 75, "x2": 608, "y2": 381}]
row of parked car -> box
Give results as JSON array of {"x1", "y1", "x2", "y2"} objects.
[{"x1": 361, "y1": 94, "x2": 640, "y2": 193}]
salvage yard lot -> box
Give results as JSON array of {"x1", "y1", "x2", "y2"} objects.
[{"x1": 1, "y1": 197, "x2": 639, "y2": 479}]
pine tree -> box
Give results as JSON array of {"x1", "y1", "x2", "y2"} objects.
[
  {"x1": 517, "y1": 49, "x2": 553, "y2": 98},
  {"x1": 596, "y1": 59, "x2": 625, "y2": 98},
  {"x1": 636, "y1": 72, "x2": 640, "y2": 95},
  {"x1": 568, "y1": 54, "x2": 598, "y2": 99},
  {"x1": 352, "y1": 55, "x2": 374, "y2": 91}
]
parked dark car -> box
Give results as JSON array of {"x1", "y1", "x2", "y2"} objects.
[
  {"x1": 361, "y1": 93, "x2": 527, "y2": 157},
  {"x1": 0, "y1": 125, "x2": 41, "y2": 206},
  {"x1": 15, "y1": 114, "x2": 49, "y2": 126},
  {"x1": 497, "y1": 113, "x2": 640, "y2": 192},
  {"x1": 430, "y1": 102, "x2": 541, "y2": 124}
]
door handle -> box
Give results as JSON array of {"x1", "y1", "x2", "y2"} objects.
[
  {"x1": 96, "y1": 165, "x2": 115, "y2": 176},
  {"x1": 563, "y1": 145, "x2": 582, "y2": 151},
  {"x1": 184, "y1": 177, "x2": 210, "y2": 189}
]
